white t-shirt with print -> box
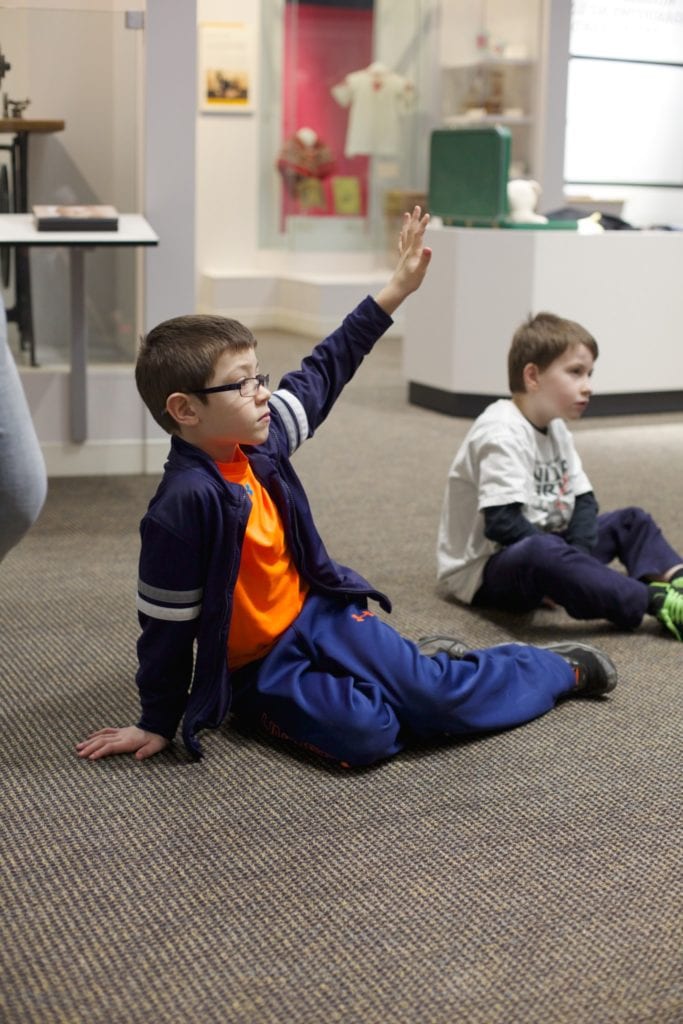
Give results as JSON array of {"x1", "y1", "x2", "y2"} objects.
[{"x1": 436, "y1": 398, "x2": 593, "y2": 603}]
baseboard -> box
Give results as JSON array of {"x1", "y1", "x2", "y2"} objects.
[
  {"x1": 41, "y1": 439, "x2": 169, "y2": 478},
  {"x1": 408, "y1": 383, "x2": 683, "y2": 418}
]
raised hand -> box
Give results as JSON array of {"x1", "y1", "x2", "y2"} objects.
[{"x1": 375, "y1": 205, "x2": 432, "y2": 315}]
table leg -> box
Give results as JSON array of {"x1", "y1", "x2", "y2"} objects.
[
  {"x1": 1, "y1": 134, "x2": 37, "y2": 364},
  {"x1": 69, "y1": 247, "x2": 87, "y2": 444},
  {"x1": 12, "y1": 245, "x2": 37, "y2": 365},
  {"x1": 7, "y1": 133, "x2": 37, "y2": 366}
]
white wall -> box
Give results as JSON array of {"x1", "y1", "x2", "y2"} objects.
[
  {"x1": 196, "y1": 0, "x2": 264, "y2": 273},
  {"x1": 144, "y1": 0, "x2": 197, "y2": 328}
]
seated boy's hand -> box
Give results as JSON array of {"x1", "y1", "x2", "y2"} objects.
[{"x1": 76, "y1": 725, "x2": 169, "y2": 762}]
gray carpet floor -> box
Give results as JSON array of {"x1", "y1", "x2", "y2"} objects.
[{"x1": 1, "y1": 328, "x2": 682, "y2": 1023}]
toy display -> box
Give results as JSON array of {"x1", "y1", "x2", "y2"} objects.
[{"x1": 506, "y1": 178, "x2": 548, "y2": 224}]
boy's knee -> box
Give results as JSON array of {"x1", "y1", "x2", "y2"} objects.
[
  {"x1": 325, "y1": 681, "x2": 405, "y2": 765},
  {"x1": 620, "y1": 506, "x2": 652, "y2": 529},
  {"x1": 334, "y1": 713, "x2": 401, "y2": 767}
]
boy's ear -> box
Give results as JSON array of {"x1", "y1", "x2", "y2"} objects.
[
  {"x1": 523, "y1": 362, "x2": 541, "y2": 392},
  {"x1": 165, "y1": 392, "x2": 200, "y2": 428}
]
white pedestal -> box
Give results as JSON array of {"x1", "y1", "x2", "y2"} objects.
[{"x1": 404, "y1": 224, "x2": 683, "y2": 416}]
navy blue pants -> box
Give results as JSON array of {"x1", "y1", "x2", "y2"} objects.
[
  {"x1": 475, "y1": 506, "x2": 682, "y2": 630},
  {"x1": 231, "y1": 593, "x2": 576, "y2": 766}
]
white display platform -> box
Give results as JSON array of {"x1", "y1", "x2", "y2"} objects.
[{"x1": 404, "y1": 224, "x2": 683, "y2": 416}]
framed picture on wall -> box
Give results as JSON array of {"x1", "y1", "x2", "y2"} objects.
[{"x1": 198, "y1": 22, "x2": 256, "y2": 114}]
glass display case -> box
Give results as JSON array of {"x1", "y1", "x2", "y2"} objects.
[
  {"x1": 259, "y1": 0, "x2": 435, "y2": 253},
  {"x1": 0, "y1": 4, "x2": 144, "y2": 365}
]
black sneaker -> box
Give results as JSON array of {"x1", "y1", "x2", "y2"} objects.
[
  {"x1": 417, "y1": 635, "x2": 470, "y2": 659},
  {"x1": 530, "y1": 642, "x2": 617, "y2": 696},
  {"x1": 417, "y1": 635, "x2": 617, "y2": 697}
]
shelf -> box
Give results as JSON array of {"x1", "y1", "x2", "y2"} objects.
[
  {"x1": 442, "y1": 56, "x2": 535, "y2": 70},
  {"x1": 443, "y1": 114, "x2": 532, "y2": 127},
  {"x1": 438, "y1": 0, "x2": 543, "y2": 178}
]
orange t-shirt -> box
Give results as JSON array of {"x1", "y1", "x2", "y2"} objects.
[{"x1": 216, "y1": 448, "x2": 309, "y2": 670}]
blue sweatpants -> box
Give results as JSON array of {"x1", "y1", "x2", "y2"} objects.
[
  {"x1": 230, "y1": 593, "x2": 576, "y2": 766},
  {"x1": 475, "y1": 506, "x2": 682, "y2": 630}
]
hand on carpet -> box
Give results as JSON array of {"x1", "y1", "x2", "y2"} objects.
[{"x1": 76, "y1": 725, "x2": 169, "y2": 761}]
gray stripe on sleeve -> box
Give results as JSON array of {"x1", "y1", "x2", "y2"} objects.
[
  {"x1": 269, "y1": 390, "x2": 310, "y2": 455},
  {"x1": 138, "y1": 580, "x2": 203, "y2": 603},
  {"x1": 136, "y1": 595, "x2": 201, "y2": 621}
]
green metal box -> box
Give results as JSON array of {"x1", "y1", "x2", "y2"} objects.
[{"x1": 429, "y1": 126, "x2": 511, "y2": 226}]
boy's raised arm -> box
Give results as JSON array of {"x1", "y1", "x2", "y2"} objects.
[{"x1": 374, "y1": 206, "x2": 432, "y2": 316}]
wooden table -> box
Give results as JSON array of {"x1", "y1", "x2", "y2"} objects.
[
  {"x1": 0, "y1": 118, "x2": 66, "y2": 363},
  {"x1": 0, "y1": 213, "x2": 158, "y2": 443}
]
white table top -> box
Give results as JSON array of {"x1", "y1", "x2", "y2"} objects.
[{"x1": 0, "y1": 212, "x2": 158, "y2": 246}]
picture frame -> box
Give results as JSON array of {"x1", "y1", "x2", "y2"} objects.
[{"x1": 198, "y1": 21, "x2": 256, "y2": 114}]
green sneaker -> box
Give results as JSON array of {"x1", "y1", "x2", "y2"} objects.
[{"x1": 649, "y1": 581, "x2": 683, "y2": 641}]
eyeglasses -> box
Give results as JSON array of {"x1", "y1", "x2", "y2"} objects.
[{"x1": 191, "y1": 373, "x2": 270, "y2": 398}]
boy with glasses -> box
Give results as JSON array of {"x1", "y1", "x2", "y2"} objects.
[{"x1": 77, "y1": 209, "x2": 616, "y2": 768}]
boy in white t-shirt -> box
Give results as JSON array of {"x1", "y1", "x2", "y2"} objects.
[{"x1": 435, "y1": 312, "x2": 683, "y2": 640}]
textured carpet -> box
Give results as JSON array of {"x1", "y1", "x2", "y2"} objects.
[{"x1": 1, "y1": 330, "x2": 682, "y2": 1023}]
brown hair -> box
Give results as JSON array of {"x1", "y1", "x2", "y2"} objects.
[
  {"x1": 135, "y1": 314, "x2": 256, "y2": 433},
  {"x1": 508, "y1": 312, "x2": 598, "y2": 393}
]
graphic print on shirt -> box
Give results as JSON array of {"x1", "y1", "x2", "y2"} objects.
[{"x1": 532, "y1": 454, "x2": 572, "y2": 532}]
